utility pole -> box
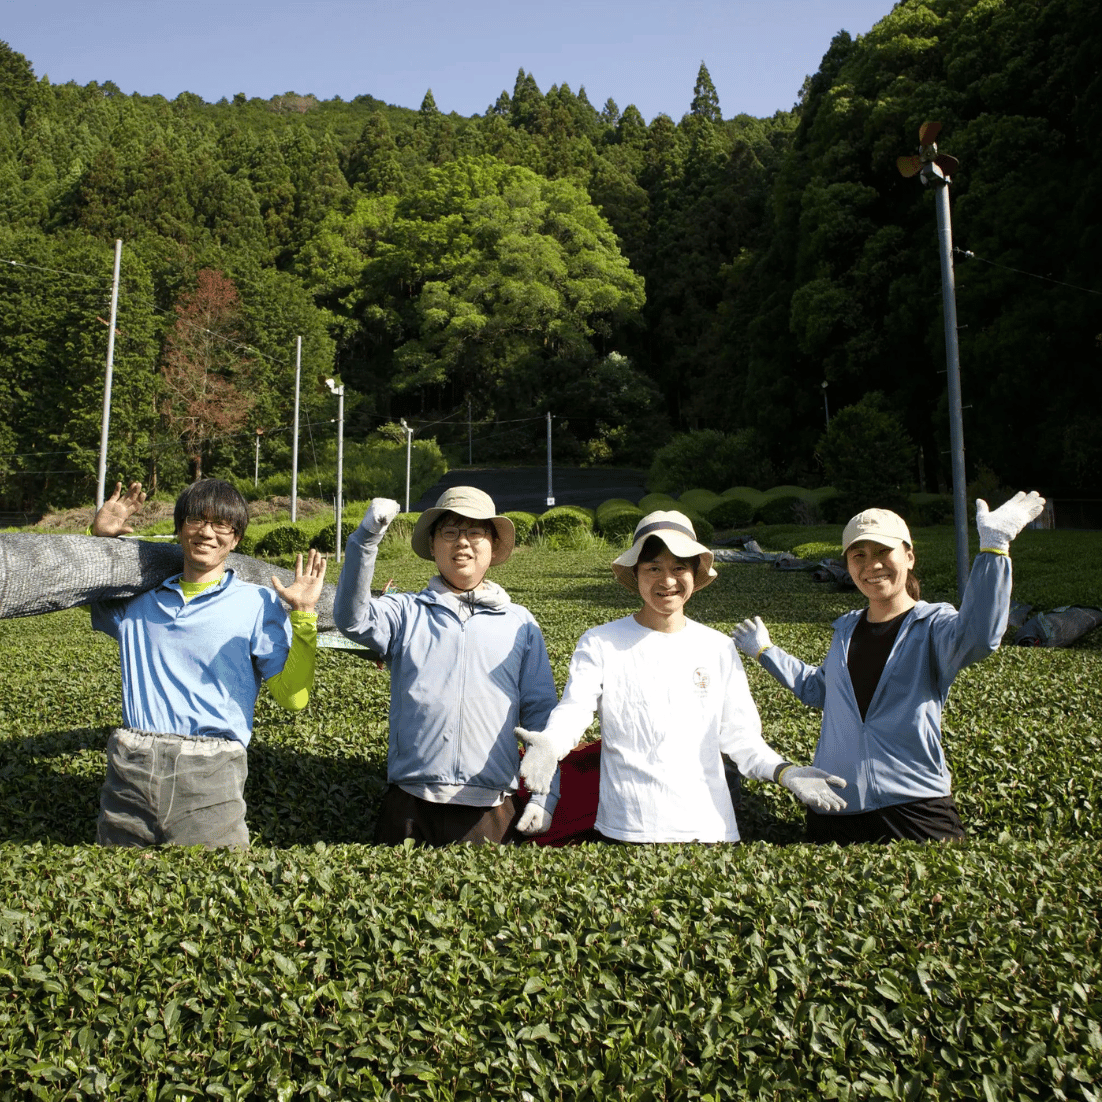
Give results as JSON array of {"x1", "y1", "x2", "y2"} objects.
[
  {"x1": 923, "y1": 162, "x2": 969, "y2": 601},
  {"x1": 325, "y1": 379, "x2": 345, "y2": 561},
  {"x1": 898, "y1": 122, "x2": 969, "y2": 600},
  {"x1": 400, "y1": 418, "x2": 413, "y2": 512},
  {"x1": 95, "y1": 239, "x2": 122, "y2": 510},
  {"x1": 291, "y1": 336, "x2": 301, "y2": 522},
  {"x1": 546, "y1": 412, "x2": 555, "y2": 507}
]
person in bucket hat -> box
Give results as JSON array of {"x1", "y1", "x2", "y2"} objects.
[
  {"x1": 333, "y1": 486, "x2": 559, "y2": 845},
  {"x1": 731, "y1": 491, "x2": 1045, "y2": 845},
  {"x1": 518, "y1": 511, "x2": 846, "y2": 843}
]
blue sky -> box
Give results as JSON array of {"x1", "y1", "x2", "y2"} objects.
[{"x1": 6, "y1": 0, "x2": 894, "y2": 121}]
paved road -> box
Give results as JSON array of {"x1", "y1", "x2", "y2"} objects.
[{"x1": 412, "y1": 466, "x2": 648, "y2": 514}]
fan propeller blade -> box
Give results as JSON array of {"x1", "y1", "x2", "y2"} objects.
[
  {"x1": 897, "y1": 155, "x2": 923, "y2": 178},
  {"x1": 919, "y1": 120, "x2": 942, "y2": 144},
  {"x1": 935, "y1": 152, "x2": 959, "y2": 175}
]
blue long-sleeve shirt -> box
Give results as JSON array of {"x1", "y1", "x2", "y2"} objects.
[
  {"x1": 333, "y1": 525, "x2": 560, "y2": 812},
  {"x1": 759, "y1": 552, "x2": 1012, "y2": 813}
]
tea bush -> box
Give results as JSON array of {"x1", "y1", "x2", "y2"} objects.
[{"x1": 0, "y1": 529, "x2": 1099, "y2": 1096}]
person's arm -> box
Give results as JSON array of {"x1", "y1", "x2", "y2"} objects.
[
  {"x1": 513, "y1": 621, "x2": 563, "y2": 828},
  {"x1": 929, "y1": 492, "x2": 1046, "y2": 677},
  {"x1": 518, "y1": 631, "x2": 603, "y2": 794},
  {"x1": 332, "y1": 498, "x2": 400, "y2": 647},
  {"x1": 725, "y1": 631, "x2": 846, "y2": 810},
  {"x1": 731, "y1": 616, "x2": 828, "y2": 708},
  {"x1": 265, "y1": 550, "x2": 326, "y2": 711}
]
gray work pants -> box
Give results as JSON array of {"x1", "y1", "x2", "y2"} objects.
[{"x1": 98, "y1": 728, "x2": 249, "y2": 849}]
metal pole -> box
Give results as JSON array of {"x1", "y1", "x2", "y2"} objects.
[
  {"x1": 400, "y1": 418, "x2": 412, "y2": 512},
  {"x1": 468, "y1": 399, "x2": 472, "y2": 466},
  {"x1": 335, "y1": 386, "x2": 344, "y2": 562},
  {"x1": 925, "y1": 165, "x2": 969, "y2": 601},
  {"x1": 95, "y1": 238, "x2": 122, "y2": 509},
  {"x1": 821, "y1": 381, "x2": 830, "y2": 430},
  {"x1": 291, "y1": 336, "x2": 301, "y2": 523},
  {"x1": 545, "y1": 412, "x2": 555, "y2": 506},
  {"x1": 254, "y1": 430, "x2": 261, "y2": 487}
]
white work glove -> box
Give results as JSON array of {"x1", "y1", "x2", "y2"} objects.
[
  {"x1": 975, "y1": 490, "x2": 1046, "y2": 552},
  {"x1": 777, "y1": 765, "x2": 848, "y2": 812},
  {"x1": 361, "y1": 497, "x2": 400, "y2": 537},
  {"x1": 731, "y1": 616, "x2": 773, "y2": 660},
  {"x1": 516, "y1": 727, "x2": 562, "y2": 795},
  {"x1": 515, "y1": 803, "x2": 553, "y2": 835}
]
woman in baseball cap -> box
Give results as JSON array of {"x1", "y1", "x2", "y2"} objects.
[
  {"x1": 731, "y1": 491, "x2": 1045, "y2": 845},
  {"x1": 517, "y1": 510, "x2": 847, "y2": 843}
]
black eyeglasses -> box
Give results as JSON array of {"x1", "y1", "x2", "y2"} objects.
[
  {"x1": 183, "y1": 516, "x2": 236, "y2": 535},
  {"x1": 436, "y1": 525, "x2": 489, "y2": 543}
]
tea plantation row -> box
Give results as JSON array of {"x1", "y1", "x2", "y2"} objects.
[{"x1": 0, "y1": 527, "x2": 1098, "y2": 1097}]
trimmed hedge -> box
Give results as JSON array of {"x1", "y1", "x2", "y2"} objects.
[
  {"x1": 707, "y1": 496, "x2": 757, "y2": 529},
  {"x1": 536, "y1": 505, "x2": 595, "y2": 538},
  {"x1": 254, "y1": 523, "x2": 312, "y2": 558},
  {"x1": 502, "y1": 510, "x2": 539, "y2": 545},
  {"x1": 595, "y1": 499, "x2": 644, "y2": 544},
  {"x1": 637, "y1": 492, "x2": 679, "y2": 514},
  {"x1": 678, "y1": 488, "x2": 723, "y2": 515},
  {"x1": 310, "y1": 519, "x2": 358, "y2": 554},
  {"x1": 754, "y1": 493, "x2": 808, "y2": 525}
]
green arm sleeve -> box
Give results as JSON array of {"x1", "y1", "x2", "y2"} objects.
[{"x1": 265, "y1": 610, "x2": 318, "y2": 712}]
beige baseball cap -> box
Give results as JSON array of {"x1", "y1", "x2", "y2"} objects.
[
  {"x1": 611, "y1": 510, "x2": 717, "y2": 592},
  {"x1": 841, "y1": 508, "x2": 912, "y2": 552}
]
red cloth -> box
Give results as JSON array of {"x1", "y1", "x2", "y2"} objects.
[{"x1": 516, "y1": 739, "x2": 602, "y2": 846}]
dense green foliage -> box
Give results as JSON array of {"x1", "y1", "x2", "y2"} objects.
[
  {"x1": 1, "y1": 0, "x2": 1097, "y2": 514},
  {"x1": 0, "y1": 528, "x2": 1099, "y2": 1094}
]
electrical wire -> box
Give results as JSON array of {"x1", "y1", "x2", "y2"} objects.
[{"x1": 955, "y1": 248, "x2": 1102, "y2": 297}]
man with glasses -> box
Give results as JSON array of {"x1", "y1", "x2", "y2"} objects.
[
  {"x1": 334, "y1": 486, "x2": 560, "y2": 845},
  {"x1": 89, "y1": 478, "x2": 326, "y2": 848}
]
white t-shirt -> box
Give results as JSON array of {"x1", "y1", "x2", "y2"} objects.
[{"x1": 541, "y1": 615, "x2": 783, "y2": 843}]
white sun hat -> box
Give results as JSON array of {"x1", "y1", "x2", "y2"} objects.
[{"x1": 611, "y1": 510, "x2": 717, "y2": 592}]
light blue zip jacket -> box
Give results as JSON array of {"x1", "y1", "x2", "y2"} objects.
[
  {"x1": 333, "y1": 526, "x2": 560, "y2": 812},
  {"x1": 759, "y1": 552, "x2": 1012, "y2": 813}
]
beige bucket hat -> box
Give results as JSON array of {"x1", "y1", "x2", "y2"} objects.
[
  {"x1": 611, "y1": 510, "x2": 717, "y2": 592},
  {"x1": 841, "y1": 508, "x2": 912, "y2": 553},
  {"x1": 411, "y1": 486, "x2": 515, "y2": 566}
]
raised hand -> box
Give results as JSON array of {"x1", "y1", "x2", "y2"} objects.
[
  {"x1": 91, "y1": 480, "x2": 147, "y2": 537},
  {"x1": 271, "y1": 549, "x2": 327, "y2": 613},
  {"x1": 362, "y1": 497, "x2": 401, "y2": 536},
  {"x1": 976, "y1": 490, "x2": 1046, "y2": 552}
]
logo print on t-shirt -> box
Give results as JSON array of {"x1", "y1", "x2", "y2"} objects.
[{"x1": 693, "y1": 667, "x2": 710, "y2": 692}]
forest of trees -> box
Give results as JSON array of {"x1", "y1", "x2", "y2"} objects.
[{"x1": 0, "y1": 0, "x2": 1098, "y2": 513}]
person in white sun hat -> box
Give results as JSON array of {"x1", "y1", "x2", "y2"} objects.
[
  {"x1": 731, "y1": 491, "x2": 1046, "y2": 845},
  {"x1": 333, "y1": 486, "x2": 560, "y2": 846},
  {"x1": 517, "y1": 510, "x2": 846, "y2": 843}
]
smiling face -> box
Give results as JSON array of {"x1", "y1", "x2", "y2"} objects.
[
  {"x1": 177, "y1": 515, "x2": 241, "y2": 583},
  {"x1": 431, "y1": 511, "x2": 496, "y2": 592},
  {"x1": 634, "y1": 547, "x2": 695, "y2": 632},
  {"x1": 845, "y1": 539, "x2": 916, "y2": 620}
]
